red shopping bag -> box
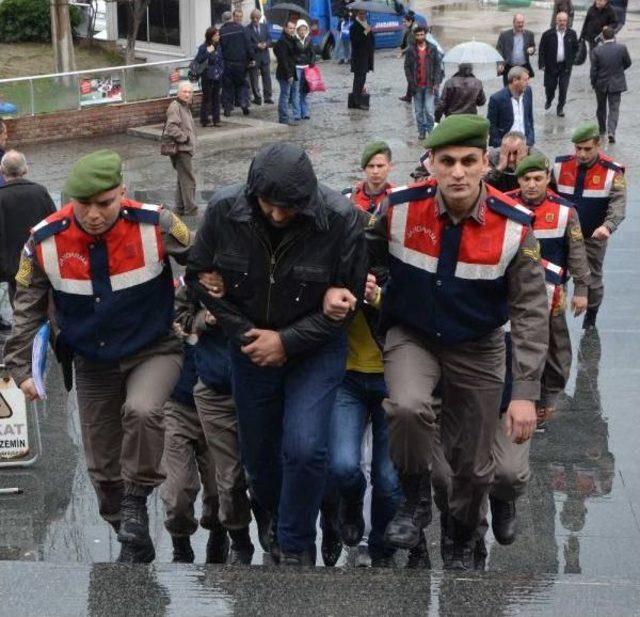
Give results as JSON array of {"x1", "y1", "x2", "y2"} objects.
[{"x1": 304, "y1": 65, "x2": 326, "y2": 93}]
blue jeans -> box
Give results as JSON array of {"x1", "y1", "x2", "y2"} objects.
[
  {"x1": 291, "y1": 67, "x2": 309, "y2": 119},
  {"x1": 413, "y1": 86, "x2": 435, "y2": 135},
  {"x1": 333, "y1": 36, "x2": 350, "y2": 62},
  {"x1": 230, "y1": 335, "x2": 347, "y2": 554},
  {"x1": 278, "y1": 78, "x2": 293, "y2": 123},
  {"x1": 328, "y1": 371, "x2": 401, "y2": 557}
]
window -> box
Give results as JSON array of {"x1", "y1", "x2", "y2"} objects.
[{"x1": 117, "y1": 0, "x2": 180, "y2": 47}]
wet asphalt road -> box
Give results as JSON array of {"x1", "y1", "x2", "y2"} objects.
[{"x1": 2, "y1": 1, "x2": 640, "y2": 615}]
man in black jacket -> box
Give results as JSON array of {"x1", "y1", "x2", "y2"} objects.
[
  {"x1": 219, "y1": 9, "x2": 254, "y2": 117},
  {"x1": 274, "y1": 20, "x2": 298, "y2": 124},
  {"x1": 187, "y1": 142, "x2": 367, "y2": 566},
  {"x1": 539, "y1": 11, "x2": 579, "y2": 117},
  {"x1": 350, "y1": 10, "x2": 374, "y2": 110},
  {"x1": 580, "y1": 0, "x2": 618, "y2": 54},
  {"x1": 0, "y1": 150, "x2": 56, "y2": 324}
]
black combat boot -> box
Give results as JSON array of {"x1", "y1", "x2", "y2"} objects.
[
  {"x1": 406, "y1": 532, "x2": 431, "y2": 569},
  {"x1": 490, "y1": 495, "x2": 517, "y2": 545},
  {"x1": 384, "y1": 472, "x2": 432, "y2": 549},
  {"x1": 228, "y1": 527, "x2": 254, "y2": 565},
  {"x1": 171, "y1": 536, "x2": 195, "y2": 563},
  {"x1": 280, "y1": 545, "x2": 316, "y2": 566},
  {"x1": 338, "y1": 494, "x2": 365, "y2": 547},
  {"x1": 582, "y1": 307, "x2": 598, "y2": 330},
  {"x1": 444, "y1": 516, "x2": 476, "y2": 571},
  {"x1": 205, "y1": 525, "x2": 230, "y2": 564},
  {"x1": 117, "y1": 491, "x2": 155, "y2": 563}
]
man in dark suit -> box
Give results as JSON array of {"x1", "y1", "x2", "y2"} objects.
[
  {"x1": 496, "y1": 14, "x2": 536, "y2": 87},
  {"x1": 350, "y1": 10, "x2": 374, "y2": 110},
  {"x1": 487, "y1": 66, "x2": 535, "y2": 147},
  {"x1": 539, "y1": 11, "x2": 579, "y2": 117},
  {"x1": 591, "y1": 26, "x2": 631, "y2": 143},
  {"x1": 245, "y1": 9, "x2": 273, "y2": 105},
  {"x1": 219, "y1": 9, "x2": 254, "y2": 116}
]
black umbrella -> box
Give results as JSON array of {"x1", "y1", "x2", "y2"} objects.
[
  {"x1": 265, "y1": 2, "x2": 311, "y2": 26},
  {"x1": 346, "y1": 1, "x2": 401, "y2": 14}
]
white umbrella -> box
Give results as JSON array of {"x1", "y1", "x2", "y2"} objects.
[{"x1": 443, "y1": 41, "x2": 503, "y2": 65}]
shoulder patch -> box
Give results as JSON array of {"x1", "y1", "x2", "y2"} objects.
[
  {"x1": 15, "y1": 244, "x2": 35, "y2": 287},
  {"x1": 167, "y1": 211, "x2": 191, "y2": 246},
  {"x1": 32, "y1": 218, "x2": 71, "y2": 244},
  {"x1": 486, "y1": 195, "x2": 533, "y2": 226},
  {"x1": 522, "y1": 240, "x2": 541, "y2": 263},
  {"x1": 612, "y1": 173, "x2": 626, "y2": 190}
]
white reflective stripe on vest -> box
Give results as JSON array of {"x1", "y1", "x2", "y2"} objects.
[
  {"x1": 110, "y1": 223, "x2": 163, "y2": 291},
  {"x1": 40, "y1": 236, "x2": 94, "y2": 295},
  {"x1": 455, "y1": 218, "x2": 522, "y2": 281},
  {"x1": 388, "y1": 202, "x2": 439, "y2": 274},
  {"x1": 533, "y1": 205, "x2": 570, "y2": 239}
]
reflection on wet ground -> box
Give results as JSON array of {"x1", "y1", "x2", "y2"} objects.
[{"x1": 1, "y1": 1, "x2": 640, "y2": 614}]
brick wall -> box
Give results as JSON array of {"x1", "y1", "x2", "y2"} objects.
[{"x1": 5, "y1": 94, "x2": 202, "y2": 146}]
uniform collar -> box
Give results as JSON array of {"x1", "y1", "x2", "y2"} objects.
[{"x1": 435, "y1": 183, "x2": 487, "y2": 225}]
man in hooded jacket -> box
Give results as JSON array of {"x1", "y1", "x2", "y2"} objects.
[{"x1": 187, "y1": 141, "x2": 367, "y2": 566}]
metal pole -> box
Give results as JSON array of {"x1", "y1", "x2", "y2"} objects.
[{"x1": 29, "y1": 79, "x2": 35, "y2": 115}]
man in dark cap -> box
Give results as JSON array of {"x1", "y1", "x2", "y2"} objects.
[
  {"x1": 187, "y1": 141, "x2": 367, "y2": 566},
  {"x1": 552, "y1": 122, "x2": 626, "y2": 328},
  {"x1": 4, "y1": 149, "x2": 192, "y2": 563},
  {"x1": 364, "y1": 114, "x2": 549, "y2": 570}
]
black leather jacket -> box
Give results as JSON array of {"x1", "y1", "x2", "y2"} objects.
[{"x1": 187, "y1": 143, "x2": 367, "y2": 358}]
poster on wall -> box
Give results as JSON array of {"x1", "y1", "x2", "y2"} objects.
[
  {"x1": 168, "y1": 67, "x2": 201, "y2": 96},
  {"x1": 79, "y1": 75, "x2": 123, "y2": 107}
]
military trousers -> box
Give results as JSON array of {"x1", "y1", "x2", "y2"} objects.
[
  {"x1": 584, "y1": 237, "x2": 608, "y2": 311},
  {"x1": 432, "y1": 414, "x2": 532, "y2": 522},
  {"x1": 160, "y1": 398, "x2": 221, "y2": 537},
  {"x1": 193, "y1": 379, "x2": 251, "y2": 530},
  {"x1": 540, "y1": 311, "x2": 573, "y2": 408},
  {"x1": 74, "y1": 337, "x2": 183, "y2": 526},
  {"x1": 383, "y1": 324, "x2": 505, "y2": 529}
]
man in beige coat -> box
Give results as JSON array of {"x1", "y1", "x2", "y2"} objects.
[{"x1": 166, "y1": 82, "x2": 197, "y2": 216}]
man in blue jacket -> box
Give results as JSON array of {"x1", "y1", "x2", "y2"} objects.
[{"x1": 487, "y1": 66, "x2": 535, "y2": 147}]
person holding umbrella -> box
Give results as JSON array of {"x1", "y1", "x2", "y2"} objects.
[{"x1": 349, "y1": 9, "x2": 374, "y2": 110}]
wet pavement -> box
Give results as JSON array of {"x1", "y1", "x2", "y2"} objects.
[{"x1": 2, "y1": 1, "x2": 640, "y2": 615}]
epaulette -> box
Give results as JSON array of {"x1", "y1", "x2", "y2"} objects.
[
  {"x1": 547, "y1": 192, "x2": 575, "y2": 209},
  {"x1": 120, "y1": 203, "x2": 160, "y2": 225},
  {"x1": 486, "y1": 194, "x2": 533, "y2": 226},
  {"x1": 31, "y1": 217, "x2": 71, "y2": 244},
  {"x1": 341, "y1": 187, "x2": 353, "y2": 196},
  {"x1": 387, "y1": 182, "x2": 436, "y2": 206},
  {"x1": 599, "y1": 158, "x2": 625, "y2": 174},
  {"x1": 554, "y1": 154, "x2": 573, "y2": 163}
]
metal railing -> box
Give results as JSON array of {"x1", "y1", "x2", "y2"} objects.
[{"x1": 0, "y1": 58, "x2": 199, "y2": 119}]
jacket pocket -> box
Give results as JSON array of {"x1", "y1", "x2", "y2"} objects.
[
  {"x1": 291, "y1": 264, "x2": 330, "y2": 304},
  {"x1": 215, "y1": 251, "x2": 251, "y2": 298}
]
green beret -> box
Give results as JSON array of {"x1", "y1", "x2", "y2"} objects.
[
  {"x1": 571, "y1": 122, "x2": 600, "y2": 144},
  {"x1": 64, "y1": 149, "x2": 123, "y2": 199},
  {"x1": 424, "y1": 114, "x2": 489, "y2": 151},
  {"x1": 361, "y1": 140, "x2": 391, "y2": 168},
  {"x1": 515, "y1": 154, "x2": 551, "y2": 178}
]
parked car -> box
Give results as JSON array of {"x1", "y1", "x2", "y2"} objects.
[{"x1": 265, "y1": 0, "x2": 427, "y2": 59}]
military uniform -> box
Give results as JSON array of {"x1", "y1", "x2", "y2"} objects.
[
  {"x1": 3, "y1": 150, "x2": 191, "y2": 563},
  {"x1": 369, "y1": 114, "x2": 549, "y2": 568},
  {"x1": 507, "y1": 186, "x2": 590, "y2": 408},
  {"x1": 553, "y1": 123, "x2": 626, "y2": 320}
]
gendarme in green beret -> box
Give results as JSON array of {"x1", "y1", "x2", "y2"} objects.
[
  {"x1": 424, "y1": 114, "x2": 489, "y2": 151},
  {"x1": 515, "y1": 153, "x2": 550, "y2": 178},
  {"x1": 64, "y1": 149, "x2": 123, "y2": 199},
  {"x1": 571, "y1": 122, "x2": 600, "y2": 144},
  {"x1": 361, "y1": 140, "x2": 391, "y2": 168}
]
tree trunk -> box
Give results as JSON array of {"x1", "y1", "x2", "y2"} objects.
[
  {"x1": 51, "y1": 0, "x2": 77, "y2": 73},
  {"x1": 124, "y1": 0, "x2": 149, "y2": 65}
]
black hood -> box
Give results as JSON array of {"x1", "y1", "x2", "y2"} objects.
[{"x1": 246, "y1": 142, "x2": 318, "y2": 212}]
